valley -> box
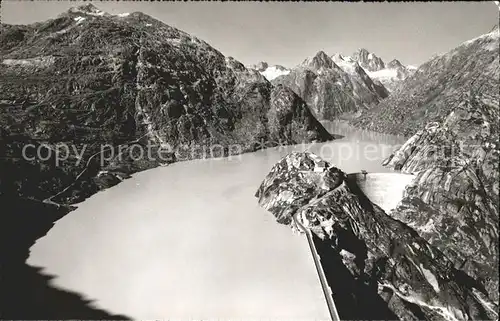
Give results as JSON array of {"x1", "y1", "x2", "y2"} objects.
[{"x1": 1, "y1": 3, "x2": 498, "y2": 320}]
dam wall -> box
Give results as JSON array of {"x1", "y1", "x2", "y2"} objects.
[{"x1": 347, "y1": 172, "x2": 415, "y2": 213}]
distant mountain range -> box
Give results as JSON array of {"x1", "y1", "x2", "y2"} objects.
[
  {"x1": 270, "y1": 51, "x2": 389, "y2": 119},
  {"x1": 250, "y1": 48, "x2": 416, "y2": 119},
  {"x1": 251, "y1": 48, "x2": 416, "y2": 90}
]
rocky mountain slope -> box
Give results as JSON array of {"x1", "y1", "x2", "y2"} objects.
[
  {"x1": 331, "y1": 52, "x2": 414, "y2": 94},
  {"x1": 366, "y1": 59, "x2": 417, "y2": 92},
  {"x1": 351, "y1": 48, "x2": 416, "y2": 92},
  {"x1": 0, "y1": 5, "x2": 332, "y2": 318},
  {"x1": 256, "y1": 151, "x2": 498, "y2": 321},
  {"x1": 351, "y1": 27, "x2": 500, "y2": 311},
  {"x1": 351, "y1": 26, "x2": 499, "y2": 137},
  {"x1": 351, "y1": 48, "x2": 387, "y2": 72},
  {"x1": 0, "y1": 3, "x2": 331, "y2": 206},
  {"x1": 249, "y1": 61, "x2": 290, "y2": 81},
  {"x1": 383, "y1": 93, "x2": 499, "y2": 304},
  {"x1": 272, "y1": 51, "x2": 389, "y2": 120}
]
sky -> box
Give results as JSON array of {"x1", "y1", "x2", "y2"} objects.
[{"x1": 2, "y1": 1, "x2": 499, "y2": 68}]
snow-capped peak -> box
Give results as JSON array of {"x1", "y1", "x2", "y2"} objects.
[
  {"x1": 249, "y1": 61, "x2": 290, "y2": 81},
  {"x1": 387, "y1": 59, "x2": 403, "y2": 69},
  {"x1": 459, "y1": 26, "x2": 499, "y2": 50},
  {"x1": 301, "y1": 51, "x2": 337, "y2": 70},
  {"x1": 331, "y1": 53, "x2": 359, "y2": 75},
  {"x1": 352, "y1": 48, "x2": 385, "y2": 72},
  {"x1": 73, "y1": 16, "x2": 86, "y2": 25},
  {"x1": 69, "y1": 4, "x2": 107, "y2": 16}
]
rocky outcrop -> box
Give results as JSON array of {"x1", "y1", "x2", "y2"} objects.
[
  {"x1": 252, "y1": 61, "x2": 269, "y2": 72},
  {"x1": 351, "y1": 48, "x2": 386, "y2": 72},
  {"x1": 256, "y1": 151, "x2": 498, "y2": 321},
  {"x1": 383, "y1": 94, "x2": 499, "y2": 303},
  {"x1": 272, "y1": 51, "x2": 388, "y2": 120},
  {"x1": 351, "y1": 26, "x2": 499, "y2": 136},
  {"x1": 0, "y1": 4, "x2": 331, "y2": 206}
]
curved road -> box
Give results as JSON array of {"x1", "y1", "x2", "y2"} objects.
[{"x1": 293, "y1": 213, "x2": 341, "y2": 321}]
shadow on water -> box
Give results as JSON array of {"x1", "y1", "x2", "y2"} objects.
[{"x1": 0, "y1": 196, "x2": 130, "y2": 320}]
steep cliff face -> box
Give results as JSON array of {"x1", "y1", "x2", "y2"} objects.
[
  {"x1": 256, "y1": 151, "x2": 498, "y2": 321},
  {"x1": 352, "y1": 48, "x2": 386, "y2": 72},
  {"x1": 0, "y1": 4, "x2": 331, "y2": 205},
  {"x1": 383, "y1": 94, "x2": 499, "y2": 303},
  {"x1": 351, "y1": 26, "x2": 499, "y2": 136},
  {"x1": 346, "y1": 26, "x2": 500, "y2": 305},
  {"x1": 272, "y1": 51, "x2": 388, "y2": 120}
]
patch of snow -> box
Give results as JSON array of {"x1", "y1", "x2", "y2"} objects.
[
  {"x1": 260, "y1": 65, "x2": 290, "y2": 81},
  {"x1": 116, "y1": 12, "x2": 130, "y2": 17},
  {"x1": 163, "y1": 38, "x2": 183, "y2": 47},
  {"x1": 407, "y1": 65, "x2": 417, "y2": 70},
  {"x1": 367, "y1": 68, "x2": 399, "y2": 81},
  {"x1": 366, "y1": 67, "x2": 414, "y2": 91},
  {"x1": 97, "y1": 170, "x2": 109, "y2": 177},
  {"x1": 419, "y1": 264, "x2": 440, "y2": 293},
  {"x1": 368, "y1": 53, "x2": 373, "y2": 59},
  {"x1": 145, "y1": 23, "x2": 152, "y2": 27},
  {"x1": 73, "y1": 16, "x2": 86, "y2": 25},
  {"x1": 472, "y1": 288, "x2": 499, "y2": 317},
  {"x1": 381, "y1": 282, "x2": 466, "y2": 321},
  {"x1": 69, "y1": 5, "x2": 106, "y2": 16},
  {"x1": 332, "y1": 54, "x2": 357, "y2": 75},
  {"x1": 460, "y1": 28, "x2": 499, "y2": 50},
  {"x1": 89, "y1": 10, "x2": 104, "y2": 16},
  {"x1": 2, "y1": 56, "x2": 55, "y2": 68},
  {"x1": 417, "y1": 218, "x2": 436, "y2": 234}
]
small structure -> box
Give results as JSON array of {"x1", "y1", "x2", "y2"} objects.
[{"x1": 361, "y1": 169, "x2": 368, "y2": 179}]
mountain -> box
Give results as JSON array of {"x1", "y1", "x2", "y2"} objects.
[
  {"x1": 0, "y1": 7, "x2": 333, "y2": 316},
  {"x1": 0, "y1": 4, "x2": 332, "y2": 206},
  {"x1": 349, "y1": 49, "x2": 416, "y2": 92},
  {"x1": 271, "y1": 51, "x2": 389, "y2": 120},
  {"x1": 351, "y1": 26, "x2": 499, "y2": 136},
  {"x1": 365, "y1": 27, "x2": 500, "y2": 304},
  {"x1": 351, "y1": 48, "x2": 386, "y2": 71},
  {"x1": 249, "y1": 61, "x2": 290, "y2": 81},
  {"x1": 383, "y1": 93, "x2": 499, "y2": 304},
  {"x1": 365, "y1": 59, "x2": 417, "y2": 92},
  {"x1": 256, "y1": 151, "x2": 497, "y2": 321}
]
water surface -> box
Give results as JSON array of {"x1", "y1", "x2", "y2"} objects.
[{"x1": 27, "y1": 121, "x2": 407, "y2": 319}]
